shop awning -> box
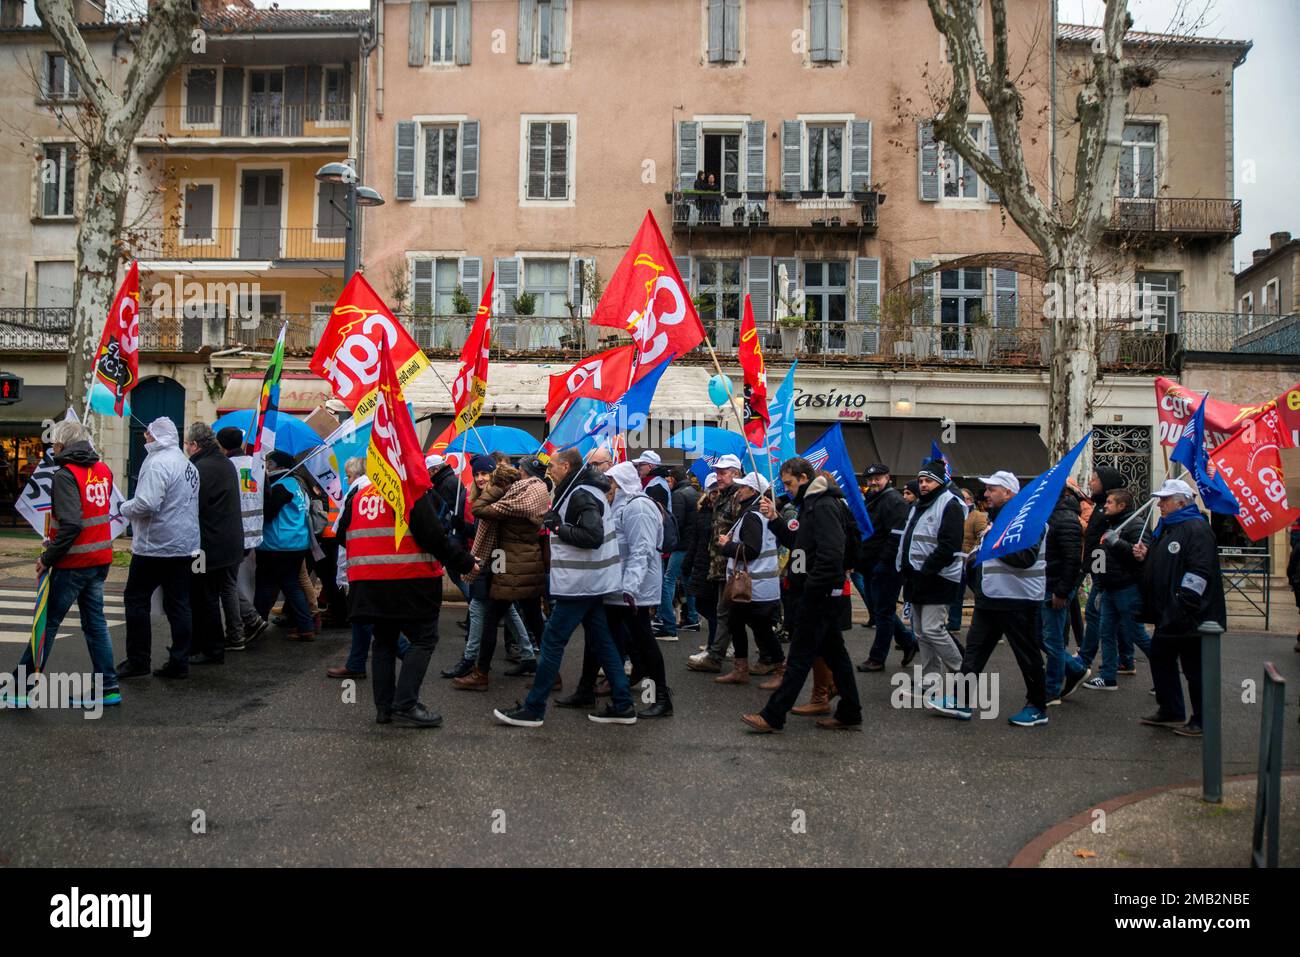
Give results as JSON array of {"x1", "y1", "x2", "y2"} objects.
[
  {"x1": 0, "y1": 385, "x2": 67, "y2": 436},
  {"x1": 796, "y1": 422, "x2": 880, "y2": 467},
  {"x1": 217, "y1": 373, "x2": 333, "y2": 415},
  {"x1": 865, "y1": 418, "x2": 945, "y2": 476},
  {"x1": 945, "y1": 425, "x2": 1050, "y2": 480}
]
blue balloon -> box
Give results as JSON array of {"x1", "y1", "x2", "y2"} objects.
[{"x1": 707, "y1": 374, "x2": 733, "y2": 408}]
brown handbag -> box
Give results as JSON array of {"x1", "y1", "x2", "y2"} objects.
[{"x1": 722, "y1": 552, "x2": 753, "y2": 604}]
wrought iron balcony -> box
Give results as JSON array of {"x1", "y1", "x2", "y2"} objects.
[
  {"x1": 668, "y1": 187, "x2": 879, "y2": 235},
  {"x1": 138, "y1": 103, "x2": 351, "y2": 140},
  {"x1": 130, "y1": 227, "x2": 344, "y2": 262},
  {"x1": 1106, "y1": 197, "x2": 1242, "y2": 240},
  {"x1": 0, "y1": 308, "x2": 316, "y2": 355},
  {"x1": 1177, "y1": 311, "x2": 1297, "y2": 354}
]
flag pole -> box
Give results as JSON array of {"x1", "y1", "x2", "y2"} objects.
[{"x1": 700, "y1": 334, "x2": 777, "y2": 503}]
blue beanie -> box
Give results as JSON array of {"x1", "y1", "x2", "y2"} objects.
[{"x1": 470, "y1": 454, "x2": 497, "y2": 475}]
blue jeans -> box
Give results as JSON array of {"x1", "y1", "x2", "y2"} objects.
[
  {"x1": 525, "y1": 595, "x2": 631, "y2": 716},
  {"x1": 463, "y1": 597, "x2": 529, "y2": 662},
  {"x1": 346, "y1": 622, "x2": 410, "y2": 674},
  {"x1": 1075, "y1": 585, "x2": 1103, "y2": 666},
  {"x1": 17, "y1": 564, "x2": 115, "y2": 690},
  {"x1": 866, "y1": 561, "x2": 915, "y2": 664},
  {"x1": 1092, "y1": 585, "x2": 1152, "y2": 683},
  {"x1": 657, "y1": 551, "x2": 694, "y2": 632},
  {"x1": 1042, "y1": 593, "x2": 1085, "y2": 699}
]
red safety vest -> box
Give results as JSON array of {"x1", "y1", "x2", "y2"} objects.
[
  {"x1": 54, "y1": 462, "x2": 114, "y2": 568},
  {"x1": 345, "y1": 487, "x2": 442, "y2": 582}
]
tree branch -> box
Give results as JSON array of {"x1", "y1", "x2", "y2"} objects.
[
  {"x1": 1069, "y1": 0, "x2": 1133, "y2": 242},
  {"x1": 34, "y1": 0, "x2": 114, "y2": 115},
  {"x1": 117, "y1": 0, "x2": 199, "y2": 130}
]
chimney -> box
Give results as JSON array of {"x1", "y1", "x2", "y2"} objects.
[
  {"x1": 1270, "y1": 231, "x2": 1293, "y2": 252},
  {"x1": 1, "y1": 0, "x2": 24, "y2": 28},
  {"x1": 1252, "y1": 249, "x2": 1270, "y2": 265}
]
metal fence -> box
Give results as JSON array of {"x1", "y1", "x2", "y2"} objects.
[
  {"x1": 130, "y1": 227, "x2": 344, "y2": 262},
  {"x1": 139, "y1": 103, "x2": 351, "y2": 139},
  {"x1": 1109, "y1": 197, "x2": 1242, "y2": 237},
  {"x1": 1218, "y1": 546, "x2": 1270, "y2": 631}
]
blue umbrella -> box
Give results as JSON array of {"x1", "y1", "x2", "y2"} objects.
[
  {"x1": 444, "y1": 425, "x2": 540, "y2": 456},
  {"x1": 211, "y1": 409, "x2": 324, "y2": 457},
  {"x1": 666, "y1": 426, "x2": 770, "y2": 465}
]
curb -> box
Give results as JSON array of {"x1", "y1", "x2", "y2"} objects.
[{"x1": 1009, "y1": 770, "x2": 1300, "y2": 868}]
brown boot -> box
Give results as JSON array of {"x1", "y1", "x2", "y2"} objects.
[
  {"x1": 452, "y1": 667, "x2": 489, "y2": 691},
  {"x1": 715, "y1": 659, "x2": 750, "y2": 684},
  {"x1": 757, "y1": 662, "x2": 786, "y2": 690},
  {"x1": 792, "y1": 658, "x2": 834, "y2": 716}
]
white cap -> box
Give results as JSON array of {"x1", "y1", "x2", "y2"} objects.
[
  {"x1": 978, "y1": 470, "x2": 1021, "y2": 494},
  {"x1": 632, "y1": 449, "x2": 661, "y2": 467},
  {"x1": 735, "y1": 471, "x2": 771, "y2": 494},
  {"x1": 425, "y1": 453, "x2": 445, "y2": 470},
  {"x1": 714, "y1": 453, "x2": 743, "y2": 472},
  {"x1": 1152, "y1": 478, "x2": 1196, "y2": 499},
  {"x1": 704, "y1": 473, "x2": 718, "y2": 489}
]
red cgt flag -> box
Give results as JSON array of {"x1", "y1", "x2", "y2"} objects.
[
  {"x1": 1210, "y1": 405, "x2": 1300, "y2": 541},
  {"x1": 590, "y1": 211, "x2": 704, "y2": 367},
  {"x1": 312, "y1": 273, "x2": 430, "y2": 420},
  {"x1": 428, "y1": 275, "x2": 495, "y2": 455},
  {"x1": 545, "y1": 343, "x2": 637, "y2": 420},
  {"x1": 90, "y1": 261, "x2": 140, "y2": 417},
  {"x1": 738, "y1": 294, "x2": 769, "y2": 447},
  {"x1": 366, "y1": 338, "x2": 433, "y2": 546}
]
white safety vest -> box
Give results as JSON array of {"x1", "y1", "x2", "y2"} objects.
[
  {"x1": 726, "y1": 509, "x2": 781, "y2": 603},
  {"x1": 896, "y1": 489, "x2": 964, "y2": 583},
  {"x1": 981, "y1": 534, "x2": 1047, "y2": 602},
  {"x1": 549, "y1": 482, "x2": 622, "y2": 598},
  {"x1": 230, "y1": 454, "x2": 264, "y2": 550}
]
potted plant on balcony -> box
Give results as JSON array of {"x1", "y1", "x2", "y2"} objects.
[
  {"x1": 443, "y1": 284, "x2": 474, "y2": 350},
  {"x1": 970, "y1": 311, "x2": 993, "y2": 365},
  {"x1": 776, "y1": 288, "x2": 806, "y2": 358}
]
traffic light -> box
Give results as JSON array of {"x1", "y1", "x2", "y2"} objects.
[{"x1": 0, "y1": 373, "x2": 22, "y2": 405}]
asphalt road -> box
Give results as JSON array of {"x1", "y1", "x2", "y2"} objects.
[{"x1": 3, "y1": 612, "x2": 1297, "y2": 867}]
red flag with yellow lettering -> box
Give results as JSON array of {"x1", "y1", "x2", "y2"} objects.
[
  {"x1": 367, "y1": 338, "x2": 432, "y2": 546},
  {"x1": 428, "y1": 275, "x2": 494, "y2": 456},
  {"x1": 738, "y1": 294, "x2": 769, "y2": 446}
]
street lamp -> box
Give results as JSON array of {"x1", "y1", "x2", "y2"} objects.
[{"x1": 315, "y1": 161, "x2": 384, "y2": 283}]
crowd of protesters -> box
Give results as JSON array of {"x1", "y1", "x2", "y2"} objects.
[{"x1": 11, "y1": 416, "x2": 1258, "y2": 739}]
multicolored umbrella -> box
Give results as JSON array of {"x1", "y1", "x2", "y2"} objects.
[{"x1": 29, "y1": 567, "x2": 49, "y2": 675}]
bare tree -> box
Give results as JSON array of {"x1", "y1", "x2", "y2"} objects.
[
  {"x1": 35, "y1": 0, "x2": 199, "y2": 413},
  {"x1": 924, "y1": 0, "x2": 1144, "y2": 462}
]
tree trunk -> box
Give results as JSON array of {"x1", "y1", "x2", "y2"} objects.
[{"x1": 1045, "y1": 248, "x2": 1098, "y2": 473}]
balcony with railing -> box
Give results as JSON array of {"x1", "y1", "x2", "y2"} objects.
[
  {"x1": 1106, "y1": 197, "x2": 1242, "y2": 241},
  {"x1": 0, "y1": 309, "x2": 315, "y2": 355},
  {"x1": 668, "y1": 186, "x2": 880, "y2": 236},
  {"x1": 1177, "y1": 311, "x2": 1298, "y2": 355},
  {"x1": 129, "y1": 227, "x2": 344, "y2": 263},
  {"x1": 137, "y1": 102, "x2": 351, "y2": 142}
]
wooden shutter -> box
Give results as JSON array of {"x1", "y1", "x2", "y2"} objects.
[
  {"x1": 549, "y1": 121, "x2": 569, "y2": 199},
  {"x1": 184, "y1": 184, "x2": 214, "y2": 239},
  {"x1": 810, "y1": 0, "x2": 828, "y2": 61},
  {"x1": 408, "y1": 2, "x2": 427, "y2": 66},
  {"x1": 517, "y1": 0, "x2": 535, "y2": 62},
  {"x1": 993, "y1": 268, "x2": 1018, "y2": 327},
  {"x1": 917, "y1": 122, "x2": 939, "y2": 201},
  {"x1": 284, "y1": 66, "x2": 306, "y2": 135},
  {"x1": 825, "y1": 0, "x2": 843, "y2": 61},
  {"x1": 745, "y1": 120, "x2": 765, "y2": 192},
  {"x1": 910, "y1": 260, "x2": 935, "y2": 324},
  {"x1": 412, "y1": 259, "x2": 434, "y2": 313},
  {"x1": 459, "y1": 119, "x2": 480, "y2": 199},
  {"x1": 305, "y1": 66, "x2": 321, "y2": 124},
  {"x1": 673, "y1": 256, "x2": 693, "y2": 294},
  {"x1": 395, "y1": 121, "x2": 417, "y2": 200},
  {"x1": 849, "y1": 120, "x2": 871, "y2": 191},
  {"x1": 724, "y1": 0, "x2": 740, "y2": 61},
  {"x1": 855, "y1": 257, "x2": 880, "y2": 351},
  {"x1": 707, "y1": 0, "x2": 724, "y2": 62},
  {"x1": 747, "y1": 256, "x2": 772, "y2": 328},
  {"x1": 341, "y1": 62, "x2": 352, "y2": 121},
  {"x1": 550, "y1": 0, "x2": 567, "y2": 63},
  {"x1": 455, "y1": 0, "x2": 472, "y2": 65},
  {"x1": 459, "y1": 257, "x2": 483, "y2": 309},
  {"x1": 781, "y1": 120, "x2": 801, "y2": 192},
  {"x1": 495, "y1": 256, "x2": 520, "y2": 316},
  {"x1": 984, "y1": 120, "x2": 1001, "y2": 203},
  {"x1": 677, "y1": 121, "x2": 699, "y2": 189},
  {"x1": 221, "y1": 67, "x2": 243, "y2": 135}
]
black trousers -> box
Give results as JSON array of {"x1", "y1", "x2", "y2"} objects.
[
  {"x1": 579, "y1": 604, "x2": 638, "y2": 692},
  {"x1": 124, "y1": 554, "x2": 193, "y2": 668},
  {"x1": 604, "y1": 603, "x2": 667, "y2": 699},
  {"x1": 189, "y1": 566, "x2": 232, "y2": 658},
  {"x1": 1150, "y1": 628, "x2": 1203, "y2": 723},
  {"x1": 760, "y1": 595, "x2": 861, "y2": 729},
  {"x1": 370, "y1": 579, "x2": 442, "y2": 714},
  {"x1": 961, "y1": 604, "x2": 1046, "y2": 711},
  {"x1": 315, "y1": 539, "x2": 347, "y2": 623},
  {"x1": 726, "y1": 599, "x2": 784, "y2": 663},
  {"x1": 476, "y1": 596, "x2": 543, "y2": 672}
]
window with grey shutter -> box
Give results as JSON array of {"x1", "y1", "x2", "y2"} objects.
[
  {"x1": 316, "y1": 181, "x2": 347, "y2": 239},
  {"x1": 412, "y1": 259, "x2": 435, "y2": 314},
  {"x1": 323, "y1": 67, "x2": 348, "y2": 122},
  {"x1": 455, "y1": 0, "x2": 472, "y2": 65},
  {"x1": 284, "y1": 66, "x2": 306, "y2": 136},
  {"x1": 549, "y1": 0, "x2": 566, "y2": 63},
  {"x1": 185, "y1": 68, "x2": 216, "y2": 125},
  {"x1": 917, "y1": 122, "x2": 939, "y2": 201},
  {"x1": 395, "y1": 121, "x2": 417, "y2": 200},
  {"x1": 677, "y1": 121, "x2": 698, "y2": 190},
  {"x1": 993, "y1": 269, "x2": 1018, "y2": 339},
  {"x1": 984, "y1": 120, "x2": 1001, "y2": 202},
  {"x1": 183, "y1": 183, "x2": 215, "y2": 240},
  {"x1": 221, "y1": 67, "x2": 244, "y2": 135},
  {"x1": 459, "y1": 257, "x2": 483, "y2": 309},
  {"x1": 747, "y1": 256, "x2": 771, "y2": 326},
  {"x1": 855, "y1": 257, "x2": 880, "y2": 351},
  {"x1": 495, "y1": 257, "x2": 520, "y2": 316},
  {"x1": 910, "y1": 260, "x2": 935, "y2": 324},
  {"x1": 409, "y1": 2, "x2": 428, "y2": 66},
  {"x1": 305, "y1": 66, "x2": 321, "y2": 124},
  {"x1": 810, "y1": 0, "x2": 842, "y2": 63},
  {"x1": 39, "y1": 144, "x2": 75, "y2": 218},
  {"x1": 781, "y1": 120, "x2": 801, "y2": 192},
  {"x1": 745, "y1": 120, "x2": 765, "y2": 192},
  {"x1": 518, "y1": 0, "x2": 535, "y2": 62},
  {"x1": 525, "y1": 121, "x2": 569, "y2": 200},
  {"x1": 707, "y1": 0, "x2": 725, "y2": 63},
  {"x1": 43, "y1": 53, "x2": 78, "y2": 99},
  {"x1": 460, "y1": 119, "x2": 479, "y2": 198},
  {"x1": 673, "y1": 256, "x2": 693, "y2": 294},
  {"x1": 724, "y1": 0, "x2": 740, "y2": 61},
  {"x1": 849, "y1": 120, "x2": 871, "y2": 192}
]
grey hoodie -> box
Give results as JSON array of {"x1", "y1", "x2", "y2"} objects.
[{"x1": 120, "y1": 417, "x2": 201, "y2": 558}]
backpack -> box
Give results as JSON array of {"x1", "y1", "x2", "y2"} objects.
[
  {"x1": 654, "y1": 499, "x2": 679, "y2": 553},
  {"x1": 307, "y1": 494, "x2": 329, "y2": 537}
]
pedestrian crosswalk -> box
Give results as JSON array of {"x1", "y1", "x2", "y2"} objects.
[{"x1": 0, "y1": 586, "x2": 126, "y2": 645}]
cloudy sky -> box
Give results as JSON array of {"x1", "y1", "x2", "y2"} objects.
[{"x1": 28, "y1": 0, "x2": 1298, "y2": 268}]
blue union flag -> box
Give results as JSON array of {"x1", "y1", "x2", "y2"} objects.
[{"x1": 977, "y1": 432, "x2": 1091, "y2": 563}]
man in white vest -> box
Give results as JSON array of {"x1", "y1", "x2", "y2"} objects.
[
  {"x1": 493, "y1": 448, "x2": 637, "y2": 728},
  {"x1": 933, "y1": 470, "x2": 1050, "y2": 726}
]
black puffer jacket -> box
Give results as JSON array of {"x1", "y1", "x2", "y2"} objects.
[
  {"x1": 1078, "y1": 466, "x2": 1127, "y2": 589},
  {"x1": 1044, "y1": 491, "x2": 1082, "y2": 600},
  {"x1": 1139, "y1": 512, "x2": 1226, "y2": 634},
  {"x1": 768, "y1": 475, "x2": 853, "y2": 630},
  {"x1": 430, "y1": 463, "x2": 471, "y2": 541},
  {"x1": 861, "y1": 484, "x2": 909, "y2": 570},
  {"x1": 190, "y1": 443, "x2": 244, "y2": 571},
  {"x1": 1094, "y1": 505, "x2": 1145, "y2": 590},
  {"x1": 547, "y1": 464, "x2": 611, "y2": 550},
  {"x1": 681, "y1": 491, "x2": 716, "y2": 596}
]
